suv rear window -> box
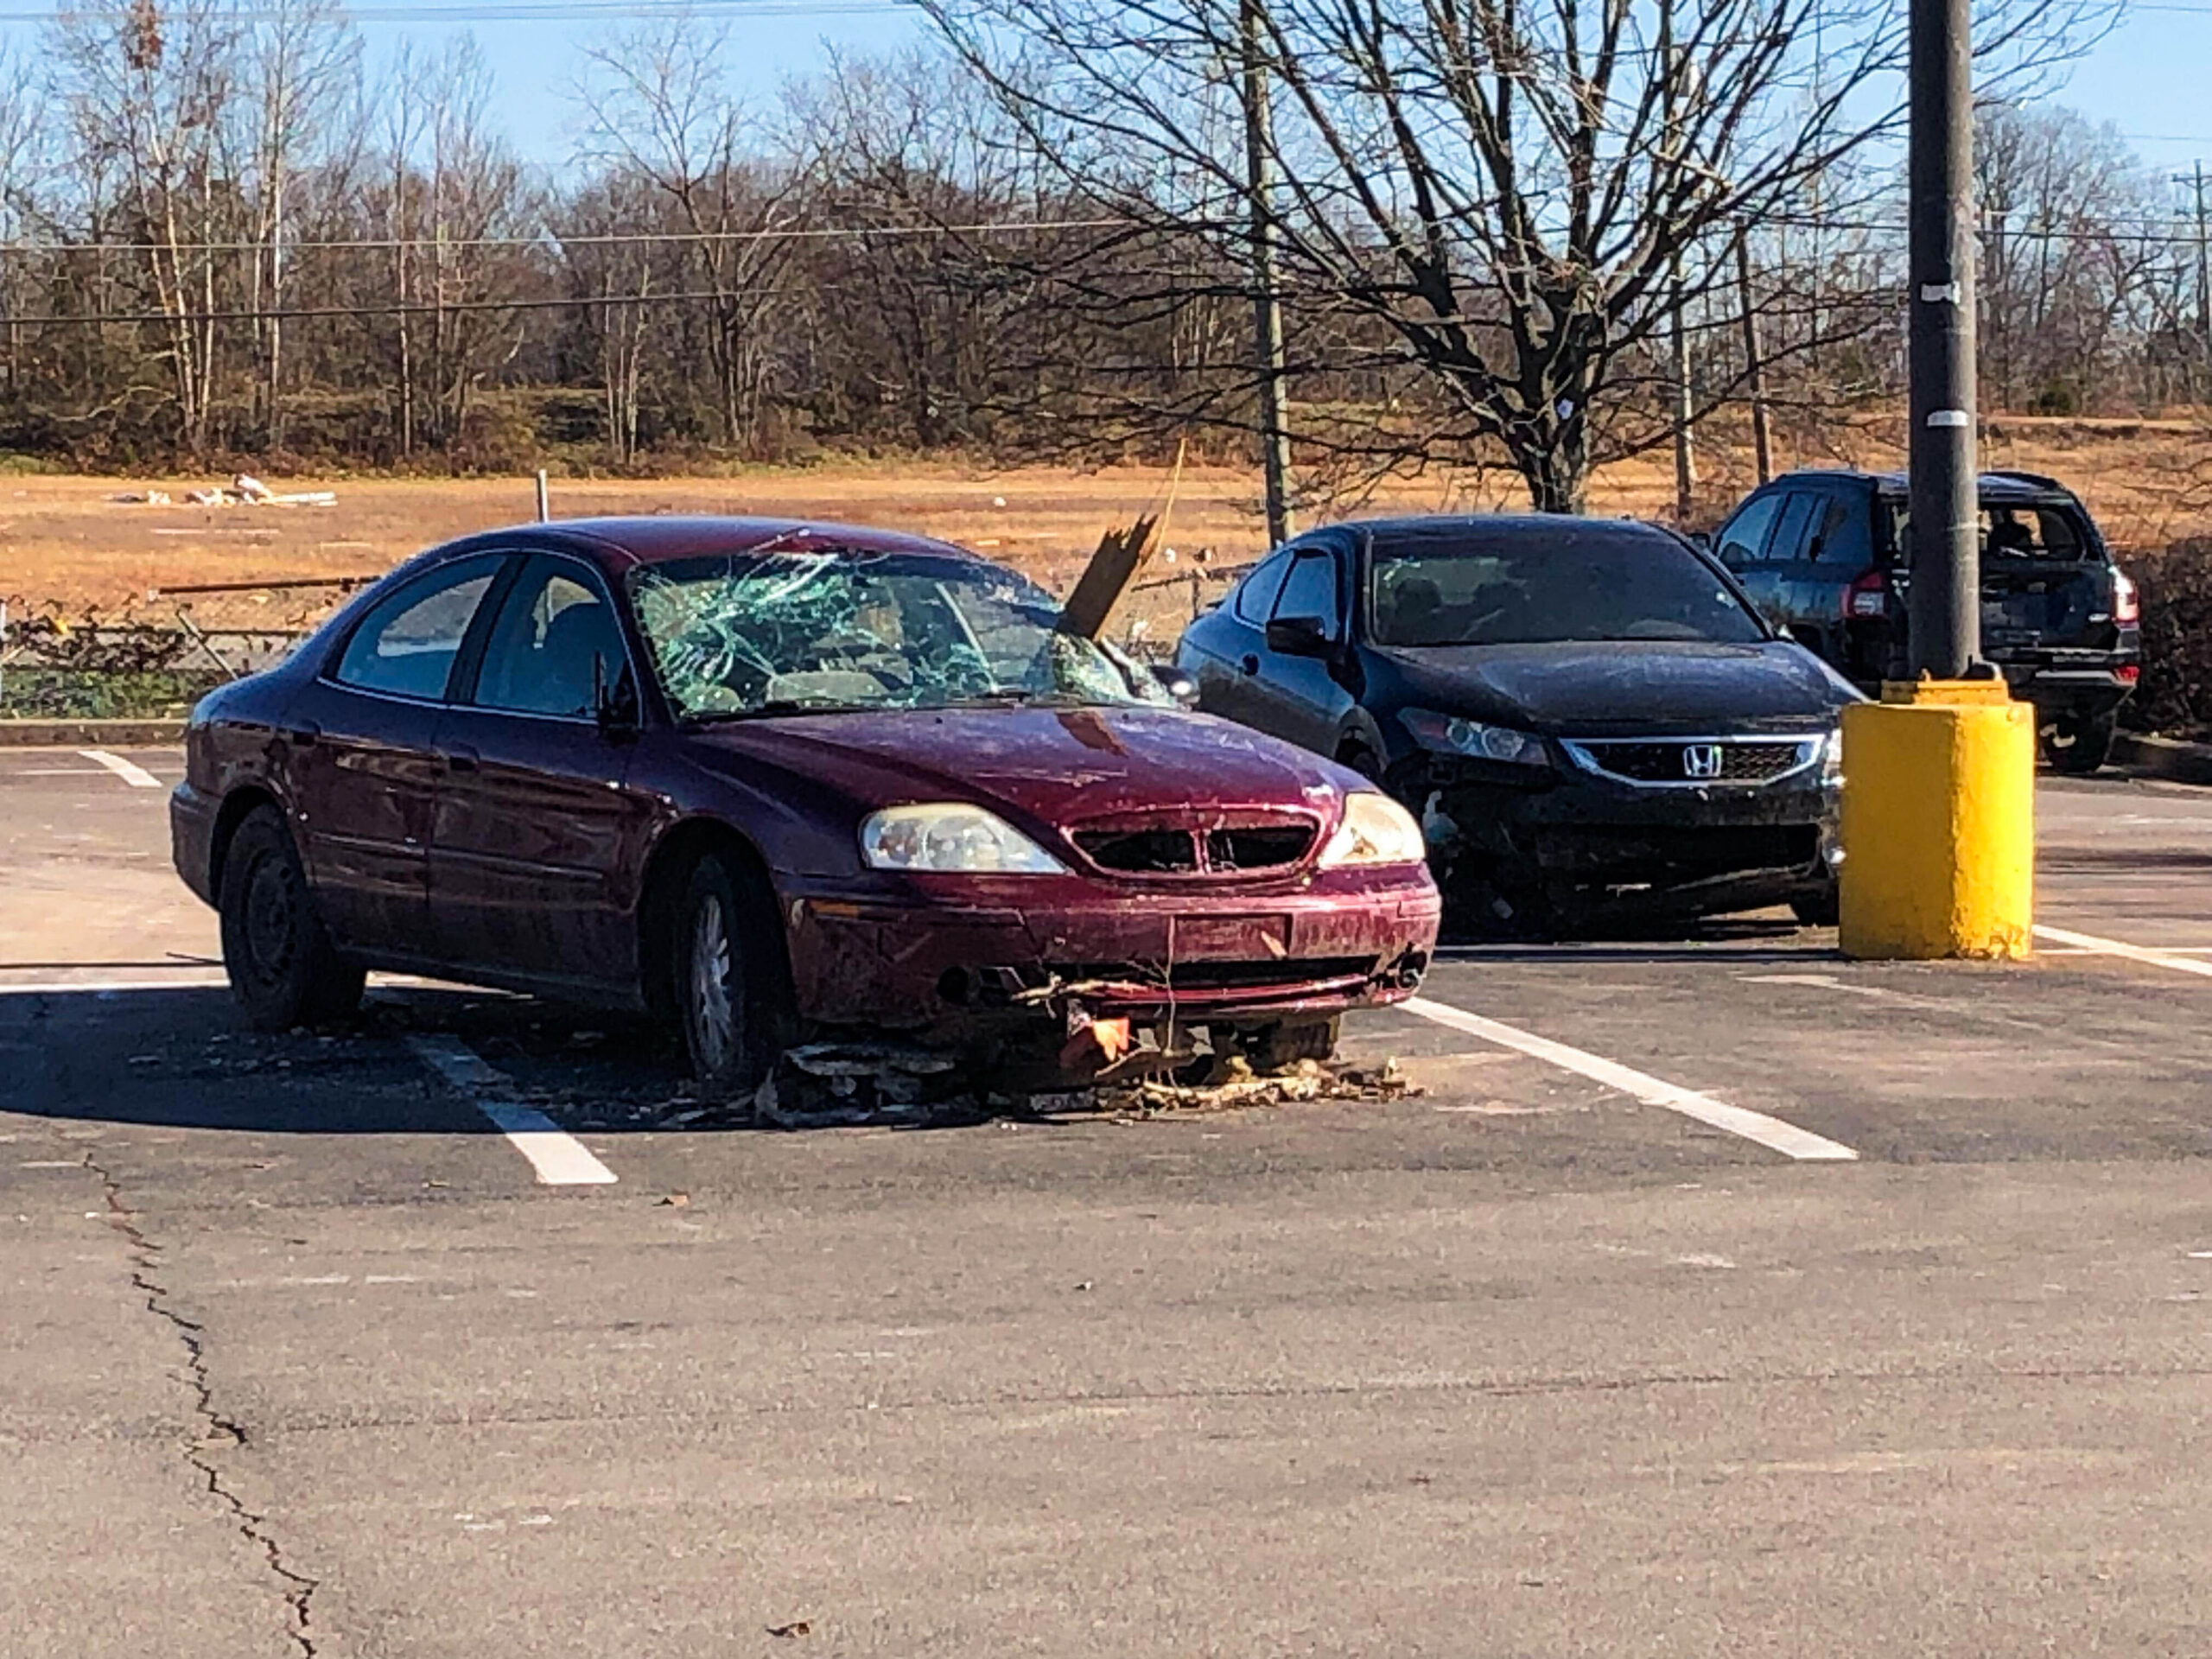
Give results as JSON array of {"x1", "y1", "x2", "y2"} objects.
[{"x1": 1886, "y1": 502, "x2": 2100, "y2": 565}]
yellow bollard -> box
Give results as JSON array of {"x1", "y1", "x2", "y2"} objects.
[{"x1": 1839, "y1": 679, "x2": 2036, "y2": 961}]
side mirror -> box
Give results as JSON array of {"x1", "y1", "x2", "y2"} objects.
[
  {"x1": 594, "y1": 653, "x2": 641, "y2": 741},
  {"x1": 1265, "y1": 614, "x2": 1334, "y2": 658},
  {"x1": 1149, "y1": 662, "x2": 1199, "y2": 709}
]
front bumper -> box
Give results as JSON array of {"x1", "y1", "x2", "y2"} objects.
[
  {"x1": 781, "y1": 866, "x2": 1441, "y2": 1033},
  {"x1": 1396, "y1": 753, "x2": 1840, "y2": 911}
]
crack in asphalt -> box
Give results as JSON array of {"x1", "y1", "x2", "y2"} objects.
[{"x1": 83, "y1": 1152, "x2": 321, "y2": 1659}]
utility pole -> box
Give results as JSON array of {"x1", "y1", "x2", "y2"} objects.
[
  {"x1": 1735, "y1": 231, "x2": 1773, "y2": 486},
  {"x1": 2191, "y1": 162, "x2": 2209, "y2": 348},
  {"x1": 1671, "y1": 255, "x2": 1697, "y2": 522},
  {"x1": 1905, "y1": 0, "x2": 1979, "y2": 679},
  {"x1": 1240, "y1": 0, "x2": 1294, "y2": 547}
]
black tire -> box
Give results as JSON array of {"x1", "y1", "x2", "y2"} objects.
[
  {"x1": 1236, "y1": 1015, "x2": 1341, "y2": 1072},
  {"x1": 2042, "y1": 709, "x2": 2116, "y2": 775},
  {"x1": 672, "y1": 854, "x2": 785, "y2": 1100},
  {"x1": 218, "y1": 804, "x2": 363, "y2": 1032},
  {"x1": 1790, "y1": 882, "x2": 1840, "y2": 927}
]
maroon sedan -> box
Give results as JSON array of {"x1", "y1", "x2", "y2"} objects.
[{"x1": 170, "y1": 518, "x2": 1440, "y2": 1091}]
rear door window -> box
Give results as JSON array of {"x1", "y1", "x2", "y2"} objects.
[
  {"x1": 332, "y1": 556, "x2": 505, "y2": 702},
  {"x1": 1765, "y1": 493, "x2": 1820, "y2": 564}
]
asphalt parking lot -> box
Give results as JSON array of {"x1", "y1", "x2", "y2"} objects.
[{"x1": 6, "y1": 745, "x2": 2212, "y2": 1656}]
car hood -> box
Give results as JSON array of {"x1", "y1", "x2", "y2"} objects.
[
  {"x1": 687, "y1": 703, "x2": 1357, "y2": 826},
  {"x1": 1373, "y1": 640, "x2": 1856, "y2": 735}
]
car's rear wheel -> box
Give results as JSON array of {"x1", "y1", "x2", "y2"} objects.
[
  {"x1": 2042, "y1": 709, "x2": 2116, "y2": 775},
  {"x1": 219, "y1": 804, "x2": 363, "y2": 1031},
  {"x1": 674, "y1": 854, "x2": 787, "y2": 1100}
]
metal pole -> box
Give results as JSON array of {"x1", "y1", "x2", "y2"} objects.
[
  {"x1": 1735, "y1": 232, "x2": 1773, "y2": 485},
  {"x1": 2194, "y1": 162, "x2": 2209, "y2": 347},
  {"x1": 1241, "y1": 0, "x2": 1294, "y2": 547},
  {"x1": 535, "y1": 469, "x2": 550, "y2": 524},
  {"x1": 1906, "y1": 0, "x2": 1979, "y2": 680}
]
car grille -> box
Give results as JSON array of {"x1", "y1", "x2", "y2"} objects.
[
  {"x1": 1071, "y1": 816, "x2": 1318, "y2": 876},
  {"x1": 1567, "y1": 738, "x2": 1814, "y2": 785}
]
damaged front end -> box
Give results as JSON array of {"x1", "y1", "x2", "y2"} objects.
[
  {"x1": 1397, "y1": 727, "x2": 1841, "y2": 933},
  {"x1": 781, "y1": 869, "x2": 1439, "y2": 1083}
]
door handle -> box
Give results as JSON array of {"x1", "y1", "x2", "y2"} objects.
[
  {"x1": 1240, "y1": 654, "x2": 1261, "y2": 676},
  {"x1": 441, "y1": 746, "x2": 480, "y2": 774},
  {"x1": 283, "y1": 721, "x2": 320, "y2": 747}
]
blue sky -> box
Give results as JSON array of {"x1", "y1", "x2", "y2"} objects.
[{"x1": 453, "y1": 3, "x2": 2212, "y2": 191}]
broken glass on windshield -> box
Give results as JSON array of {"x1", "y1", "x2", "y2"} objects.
[{"x1": 628, "y1": 550, "x2": 1169, "y2": 719}]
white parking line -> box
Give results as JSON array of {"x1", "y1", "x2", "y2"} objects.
[
  {"x1": 2034, "y1": 925, "x2": 2212, "y2": 981},
  {"x1": 0, "y1": 975, "x2": 231, "y2": 995},
  {"x1": 1401, "y1": 995, "x2": 1859, "y2": 1162},
  {"x1": 78, "y1": 749, "x2": 162, "y2": 788},
  {"x1": 404, "y1": 1033, "x2": 619, "y2": 1187}
]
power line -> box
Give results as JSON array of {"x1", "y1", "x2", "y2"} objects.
[
  {"x1": 0, "y1": 216, "x2": 1124, "y2": 255},
  {"x1": 13, "y1": 0, "x2": 915, "y2": 19}
]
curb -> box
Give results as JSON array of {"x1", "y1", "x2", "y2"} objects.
[
  {"x1": 0, "y1": 717, "x2": 188, "y2": 748},
  {"x1": 2113, "y1": 731, "x2": 2212, "y2": 786}
]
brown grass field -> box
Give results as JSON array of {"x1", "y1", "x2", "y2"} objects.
[{"x1": 3, "y1": 413, "x2": 2205, "y2": 638}]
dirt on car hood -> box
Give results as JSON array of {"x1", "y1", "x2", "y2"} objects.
[{"x1": 692, "y1": 702, "x2": 1357, "y2": 825}]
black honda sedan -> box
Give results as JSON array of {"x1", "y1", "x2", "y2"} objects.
[{"x1": 1175, "y1": 516, "x2": 1864, "y2": 934}]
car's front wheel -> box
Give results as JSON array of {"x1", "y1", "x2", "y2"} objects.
[
  {"x1": 2042, "y1": 709, "x2": 2116, "y2": 775},
  {"x1": 1790, "y1": 881, "x2": 1841, "y2": 927},
  {"x1": 674, "y1": 855, "x2": 781, "y2": 1100},
  {"x1": 219, "y1": 804, "x2": 364, "y2": 1031}
]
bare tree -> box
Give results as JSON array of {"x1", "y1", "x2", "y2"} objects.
[
  {"x1": 572, "y1": 16, "x2": 798, "y2": 453},
  {"x1": 924, "y1": 0, "x2": 2117, "y2": 511}
]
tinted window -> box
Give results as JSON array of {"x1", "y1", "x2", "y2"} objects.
[
  {"x1": 1886, "y1": 501, "x2": 2100, "y2": 565},
  {"x1": 333, "y1": 556, "x2": 503, "y2": 701},
  {"x1": 474, "y1": 557, "x2": 630, "y2": 719},
  {"x1": 1231, "y1": 550, "x2": 1294, "y2": 623},
  {"x1": 1368, "y1": 524, "x2": 1764, "y2": 647},
  {"x1": 1766, "y1": 493, "x2": 1820, "y2": 563},
  {"x1": 1716, "y1": 494, "x2": 1782, "y2": 565},
  {"x1": 1806, "y1": 496, "x2": 1855, "y2": 562},
  {"x1": 1272, "y1": 550, "x2": 1340, "y2": 635}
]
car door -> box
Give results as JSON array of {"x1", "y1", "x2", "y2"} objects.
[
  {"x1": 429, "y1": 551, "x2": 657, "y2": 993},
  {"x1": 1185, "y1": 546, "x2": 1294, "y2": 729},
  {"x1": 283, "y1": 553, "x2": 506, "y2": 957},
  {"x1": 1245, "y1": 535, "x2": 1356, "y2": 754}
]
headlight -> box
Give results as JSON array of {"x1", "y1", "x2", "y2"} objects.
[
  {"x1": 1318, "y1": 791, "x2": 1427, "y2": 868},
  {"x1": 1400, "y1": 708, "x2": 1550, "y2": 767},
  {"x1": 861, "y1": 804, "x2": 1068, "y2": 874},
  {"x1": 1821, "y1": 728, "x2": 1844, "y2": 786}
]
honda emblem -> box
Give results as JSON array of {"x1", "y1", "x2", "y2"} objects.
[{"x1": 1682, "y1": 744, "x2": 1723, "y2": 779}]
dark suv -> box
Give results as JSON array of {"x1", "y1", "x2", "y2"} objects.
[{"x1": 1706, "y1": 470, "x2": 2140, "y2": 772}]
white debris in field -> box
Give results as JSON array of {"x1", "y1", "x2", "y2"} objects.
[
  {"x1": 1116, "y1": 1056, "x2": 1422, "y2": 1116},
  {"x1": 114, "y1": 481, "x2": 338, "y2": 508}
]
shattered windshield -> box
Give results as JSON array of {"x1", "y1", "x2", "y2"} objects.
[{"x1": 628, "y1": 550, "x2": 1164, "y2": 719}]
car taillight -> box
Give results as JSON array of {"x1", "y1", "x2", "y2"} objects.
[
  {"x1": 2113, "y1": 568, "x2": 2139, "y2": 625},
  {"x1": 1843, "y1": 569, "x2": 1888, "y2": 619},
  {"x1": 2118, "y1": 664, "x2": 2140, "y2": 684}
]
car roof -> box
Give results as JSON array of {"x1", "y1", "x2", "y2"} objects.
[
  {"x1": 429, "y1": 515, "x2": 992, "y2": 576},
  {"x1": 1769, "y1": 467, "x2": 2079, "y2": 506},
  {"x1": 1332, "y1": 513, "x2": 1687, "y2": 543}
]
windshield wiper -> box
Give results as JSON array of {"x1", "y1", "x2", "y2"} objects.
[
  {"x1": 942, "y1": 688, "x2": 1089, "y2": 708},
  {"x1": 681, "y1": 697, "x2": 874, "y2": 726}
]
